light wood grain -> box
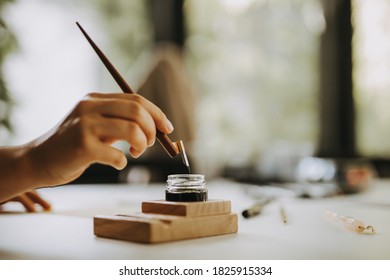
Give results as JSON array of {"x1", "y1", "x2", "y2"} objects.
[
  {"x1": 141, "y1": 200, "x2": 231, "y2": 217},
  {"x1": 94, "y1": 212, "x2": 238, "y2": 243}
]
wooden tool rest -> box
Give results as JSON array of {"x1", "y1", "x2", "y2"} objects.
[{"x1": 94, "y1": 200, "x2": 238, "y2": 243}]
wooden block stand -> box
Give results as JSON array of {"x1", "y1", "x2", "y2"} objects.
[{"x1": 94, "y1": 200, "x2": 238, "y2": 243}]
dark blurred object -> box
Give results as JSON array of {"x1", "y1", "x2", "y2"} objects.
[
  {"x1": 69, "y1": 163, "x2": 120, "y2": 184},
  {"x1": 242, "y1": 198, "x2": 272, "y2": 219},
  {"x1": 295, "y1": 157, "x2": 376, "y2": 194},
  {"x1": 121, "y1": 156, "x2": 192, "y2": 183},
  {"x1": 223, "y1": 156, "x2": 377, "y2": 196},
  {"x1": 149, "y1": 0, "x2": 185, "y2": 47},
  {"x1": 318, "y1": 0, "x2": 355, "y2": 158},
  {"x1": 223, "y1": 164, "x2": 271, "y2": 185},
  {"x1": 370, "y1": 158, "x2": 390, "y2": 178}
]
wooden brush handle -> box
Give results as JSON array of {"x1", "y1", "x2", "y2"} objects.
[
  {"x1": 76, "y1": 22, "x2": 179, "y2": 158},
  {"x1": 156, "y1": 131, "x2": 179, "y2": 157}
]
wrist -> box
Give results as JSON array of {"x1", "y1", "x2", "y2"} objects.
[
  {"x1": 22, "y1": 140, "x2": 52, "y2": 188},
  {"x1": 16, "y1": 143, "x2": 42, "y2": 189},
  {"x1": 0, "y1": 144, "x2": 40, "y2": 202}
]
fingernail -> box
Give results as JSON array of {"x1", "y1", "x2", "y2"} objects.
[
  {"x1": 131, "y1": 149, "x2": 144, "y2": 158},
  {"x1": 132, "y1": 151, "x2": 140, "y2": 158},
  {"x1": 148, "y1": 138, "x2": 155, "y2": 147},
  {"x1": 116, "y1": 155, "x2": 127, "y2": 170},
  {"x1": 167, "y1": 120, "x2": 174, "y2": 133}
]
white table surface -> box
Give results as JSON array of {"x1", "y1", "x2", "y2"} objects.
[{"x1": 1, "y1": 179, "x2": 389, "y2": 260}]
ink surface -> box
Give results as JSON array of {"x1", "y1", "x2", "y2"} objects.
[{"x1": 165, "y1": 190, "x2": 208, "y2": 202}]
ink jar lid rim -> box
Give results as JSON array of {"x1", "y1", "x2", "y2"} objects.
[
  {"x1": 167, "y1": 174, "x2": 206, "y2": 189},
  {"x1": 167, "y1": 174, "x2": 205, "y2": 179}
]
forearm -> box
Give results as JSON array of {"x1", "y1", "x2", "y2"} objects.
[{"x1": 0, "y1": 145, "x2": 40, "y2": 203}]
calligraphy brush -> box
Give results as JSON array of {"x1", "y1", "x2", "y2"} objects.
[{"x1": 76, "y1": 22, "x2": 190, "y2": 172}]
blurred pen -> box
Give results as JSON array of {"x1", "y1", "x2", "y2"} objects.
[
  {"x1": 242, "y1": 198, "x2": 272, "y2": 219},
  {"x1": 280, "y1": 206, "x2": 287, "y2": 224}
]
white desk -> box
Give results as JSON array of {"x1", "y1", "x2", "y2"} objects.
[{"x1": 1, "y1": 179, "x2": 389, "y2": 260}]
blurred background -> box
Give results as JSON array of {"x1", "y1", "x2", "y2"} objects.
[{"x1": 0, "y1": 0, "x2": 389, "y2": 187}]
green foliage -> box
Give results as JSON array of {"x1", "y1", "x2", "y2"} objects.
[
  {"x1": 92, "y1": 0, "x2": 153, "y2": 75},
  {"x1": 0, "y1": 0, "x2": 17, "y2": 132}
]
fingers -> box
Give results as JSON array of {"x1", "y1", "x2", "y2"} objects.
[
  {"x1": 75, "y1": 115, "x2": 149, "y2": 158},
  {"x1": 95, "y1": 117, "x2": 150, "y2": 157},
  {"x1": 10, "y1": 194, "x2": 31, "y2": 212},
  {"x1": 89, "y1": 100, "x2": 157, "y2": 147},
  {"x1": 9, "y1": 191, "x2": 52, "y2": 212},
  {"x1": 77, "y1": 93, "x2": 174, "y2": 157},
  {"x1": 13, "y1": 194, "x2": 36, "y2": 212},
  {"x1": 92, "y1": 141, "x2": 128, "y2": 169},
  {"x1": 129, "y1": 94, "x2": 174, "y2": 134},
  {"x1": 25, "y1": 190, "x2": 52, "y2": 211},
  {"x1": 86, "y1": 93, "x2": 174, "y2": 134}
]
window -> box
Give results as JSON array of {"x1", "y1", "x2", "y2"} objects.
[
  {"x1": 185, "y1": 0, "x2": 324, "y2": 172},
  {"x1": 353, "y1": 0, "x2": 390, "y2": 157}
]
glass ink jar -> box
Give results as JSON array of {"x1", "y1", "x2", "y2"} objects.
[{"x1": 165, "y1": 174, "x2": 208, "y2": 202}]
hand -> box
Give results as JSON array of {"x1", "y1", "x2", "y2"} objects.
[
  {"x1": 26, "y1": 93, "x2": 174, "y2": 187},
  {"x1": 0, "y1": 92, "x2": 174, "y2": 201},
  {"x1": 0, "y1": 190, "x2": 51, "y2": 212}
]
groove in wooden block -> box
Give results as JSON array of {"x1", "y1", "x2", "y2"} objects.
[
  {"x1": 141, "y1": 200, "x2": 231, "y2": 217},
  {"x1": 94, "y1": 212, "x2": 238, "y2": 243}
]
